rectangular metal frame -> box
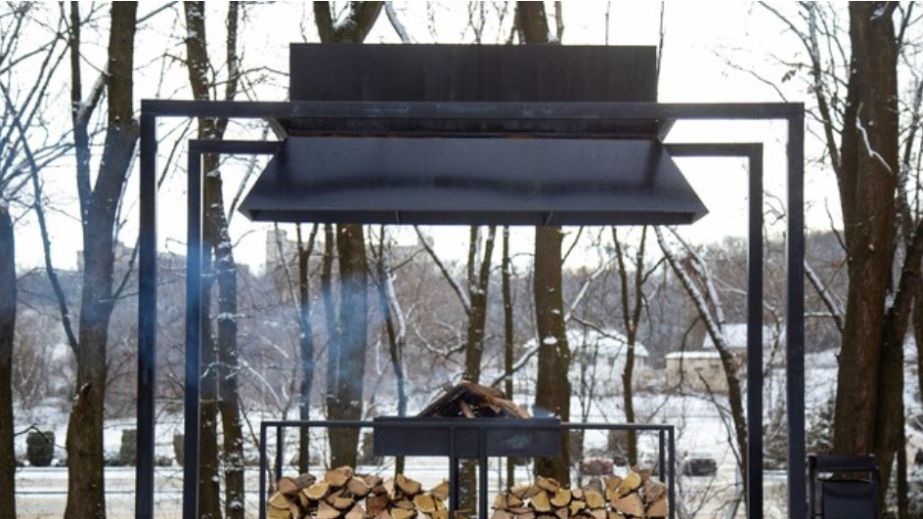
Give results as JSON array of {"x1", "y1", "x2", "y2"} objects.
[
  {"x1": 135, "y1": 100, "x2": 804, "y2": 519},
  {"x1": 257, "y1": 420, "x2": 676, "y2": 519}
]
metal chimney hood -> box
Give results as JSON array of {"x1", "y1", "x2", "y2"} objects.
[
  {"x1": 238, "y1": 44, "x2": 707, "y2": 226},
  {"x1": 238, "y1": 136, "x2": 706, "y2": 225}
]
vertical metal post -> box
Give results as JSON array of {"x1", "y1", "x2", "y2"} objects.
[
  {"x1": 276, "y1": 425, "x2": 284, "y2": 482},
  {"x1": 786, "y1": 113, "x2": 806, "y2": 519},
  {"x1": 658, "y1": 429, "x2": 666, "y2": 480},
  {"x1": 136, "y1": 112, "x2": 157, "y2": 519},
  {"x1": 449, "y1": 427, "x2": 458, "y2": 517},
  {"x1": 182, "y1": 149, "x2": 203, "y2": 519},
  {"x1": 478, "y1": 429, "x2": 488, "y2": 519},
  {"x1": 747, "y1": 147, "x2": 764, "y2": 519},
  {"x1": 668, "y1": 426, "x2": 676, "y2": 519},
  {"x1": 260, "y1": 423, "x2": 268, "y2": 519}
]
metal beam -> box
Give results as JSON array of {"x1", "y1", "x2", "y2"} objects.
[
  {"x1": 786, "y1": 113, "x2": 807, "y2": 519},
  {"x1": 667, "y1": 143, "x2": 764, "y2": 519},
  {"x1": 136, "y1": 113, "x2": 157, "y2": 519},
  {"x1": 141, "y1": 99, "x2": 803, "y2": 121}
]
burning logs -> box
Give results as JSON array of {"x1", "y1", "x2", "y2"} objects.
[
  {"x1": 418, "y1": 380, "x2": 529, "y2": 418},
  {"x1": 490, "y1": 471, "x2": 667, "y2": 519},
  {"x1": 267, "y1": 466, "x2": 450, "y2": 519}
]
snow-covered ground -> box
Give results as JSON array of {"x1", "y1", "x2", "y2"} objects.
[{"x1": 12, "y1": 346, "x2": 922, "y2": 519}]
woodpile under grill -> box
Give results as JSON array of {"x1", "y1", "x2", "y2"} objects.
[
  {"x1": 489, "y1": 471, "x2": 667, "y2": 519},
  {"x1": 267, "y1": 466, "x2": 450, "y2": 519},
  {"x1": 267, "y1": 466, "x2": 667, "y2": 519}
]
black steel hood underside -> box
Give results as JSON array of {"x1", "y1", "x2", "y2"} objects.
[{"x1": 238, "y1": 136, "x2": 707, "y2": 226}]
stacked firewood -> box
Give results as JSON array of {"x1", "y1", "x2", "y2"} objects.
[
  {"x1": 490, "y1": 471, "x2": 667, "y2": 519},
  {"x1": 267, "y1": 466, "x2": 450, "y2": 519}
]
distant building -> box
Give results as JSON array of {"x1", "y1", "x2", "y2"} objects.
[
  {"x1": 665, "y1": 350, "x2": 730, "y2": 393},
  {"x1": 702, "y1": 323, "x2": 786, "y2": 368}
]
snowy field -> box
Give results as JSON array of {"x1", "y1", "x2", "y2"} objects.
[{"x1": 12, "y1": 347, "x2": 922, "y2": 519}]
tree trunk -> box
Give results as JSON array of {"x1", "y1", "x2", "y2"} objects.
[
  {"x1": 833, "y1": 2, "x2": 899, "y2": 457},
  {"x1": 533, "y1": 226, "x2": 571, "y2": 484},
  {"x1": 297, "y1": 224, "x2": 318, "y2": 474},
  {"x1": 312, "y1": 1, "x2": 382, "y2": 470},
  {"x1": 64, "y1": 4, "x2": 139, "y2": 518},
  {"x1": 199, "y1": 251, "x2": 223, "y2": 519},
  {"x1": 515, "y1": 2, "x2": 571, "y2": 486},
  {"x1": 0, "y1": 205, "x2": 16, "y2": 519},
  {"x1": 326, "y1": 224, "x2": 369, "y2": 468},
  {"x1": 459, "y1": 226, "x2": 496, "y2": 512},
  {"x1": 502, "y1": 226, "x2": 515, "y2": 488},
  {"x1": 183, "y1": 3, "x2": 245, "y2": 515}
]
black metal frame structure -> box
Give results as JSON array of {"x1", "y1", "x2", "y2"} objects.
[
  {"x1": 256, "y1": 421, "x2": 676, "y2": 519},
  {"x1": 134, "y1": 100, "x2": 805, "y2": 519}
]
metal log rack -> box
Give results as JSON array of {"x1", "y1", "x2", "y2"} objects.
[{"x1": 257, "y1": 419, "x2": 677, "y2": 519}]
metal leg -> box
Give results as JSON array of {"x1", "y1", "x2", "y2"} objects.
[
  {"x1": 668, "y1": 427, "x2": 676, "y2": 519},
  {"x1": 260, "y1": 423, "x2": 268, "y2": 519},
  {"x1": 747, "y1": 147, "x2": 765, "y2": 519},
  {"x1": 479, "y1": 430, "x2": 488, "y2": 519},
  {"x1": 276, "y1": 425, "x2": 284, "y2": 483},
  {"x1": 786, "y1": 114, "x2": 806, "y2": 519},
  {"x1": 182, "y1": 149, "x2": 203, "y2": 519},
  {"x1": 449, "y1": 428, "x2": 458, "y2": 517},
  {"x1": 658, "y1": 430, "x2": 666, "y2": 480},
  {"x1": 136, "y1": 112, "x2": 157, "y2": 519}
]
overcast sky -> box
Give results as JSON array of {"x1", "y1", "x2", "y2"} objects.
[{"x1": 8, "y1": 2, "x2": 848, "y2": 273}]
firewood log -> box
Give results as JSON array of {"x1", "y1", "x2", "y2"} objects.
[
  {"x1": 397, "y1": 474, "x2": 422, "y2": 496},
  {"x1": 603, "y1": 477, "x2": 622, "y2": 502},
  {"x1": 346, "y1": 504, "x2": 366, "y2": 519},
  {"x1": 348, "y1": 477, "x2": 373, "y2": 498},
  {"x1": 531, "y1": 490, "x2": 551, "y2": 512},
  {"x1": 430, "y1": 480, "x2": 450, "y2": 501},
  {"x1": 640, "y1": 479, "x2": 665, "y2": 504},
  {"x1": 554, "y1": 507, "x2": 568, "y2": 519},
  {"x1": 614, "y1": 473, "x2": 640, "y2": 498},
  {"x1": 317, "y1": 501, "x2": 341, "y2": 519},
  {"x1": 384, "y1": 478, "x2": 397, "y2": 499},
  {"x1": 511, "y1": 484, "x2": 538, "y2": 500},
  {"x1": 611, "y1": 494, "x2": 643, "y2": 518},
  {"x1": 431, "y1": 510, "x2": 449, "y2": 519},
  {"x1": 588, "y1": 509, "x2": 606, "y2": 519},
  {"x1": 570, "y1": 488, "x2": 584, "y2": 501},
  {"x1": 508, "y1": 507, "x2": 533, "y2": 515},
  {"x1": 536, "y1": 477, "x2": 561, "y2": 493},
  {"x1": 306, "y1": 481, "x2": 331, "y2": 500},
  {"x1": 646, "y1": 497, "x2": 667, "y2": 518},
  {"x1": 395, "y1": 498, "x2": 415, "y2": 510},
  {"x1": 491, "y1": 510, "x2": 513, "y2": 519},
  {"x1": 606, "y1": 511, "x2": 625, "y2": 519},
  {"x1": 367, "y1": 495, "x2": 390, "y2": 517},
  {"x1": 279, "y1": 474, "x2": 317, "y2": 496},
  {"x1": 550, "y1": 488, "x2": 572, "y2": 508},
  {"x1": 582, "y1": 489, "x2": 605, "y2": 510},
  {"x1": 326, "y1": 466, "x2": 355, "y2": 488},
  {"x1": 414, "y1": 493, "x2": 438, "y2": 514},
  {"x1": 568, "y1": 500, "x2": 586, "y2": 516},
  {"x1": 507, "y1": 494, "x2": 524, "y2": 508},
  {"x1": 493, "y1": 493, "x2": 510, "y2": 509},
  {"x1": 268, "y1": 492, "x2": 294, "y2": 519},
  {"x1": 391, "y1": 508, "x2": 416, "y2": 519}
]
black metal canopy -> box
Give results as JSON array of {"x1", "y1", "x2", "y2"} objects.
[
  {"x1": 238, "y1": 136, "x2": 707, "y2": 225},
  {"x1": 238, "y1": 44, "x2": 706, "y2": 226}
]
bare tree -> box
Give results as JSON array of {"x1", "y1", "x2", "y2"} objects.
[
  {"x1": 44, "y1": 4, "x2": 141, "y2": 518},
  {"x1": 612, "y1": 226, "x2": 653, "y2": 467},
  {"x1": 656, "y1": 227, "x2": 749, "y2": 507},
  {"x1": 183, "y1": 2, "x2": 245, "y2": 517},
  {"x1": 313, "y1": 0, "x2": 383, "y2": 469},
  {"x1": 762, "y1": 3, "x2": 923, "y2": 509},
  {"x1": 0, "y1": 6, "x2": 70, "y2": 516},
  {"x1": 515, "y1": 1, "x2": 572, "y2": 485}
]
